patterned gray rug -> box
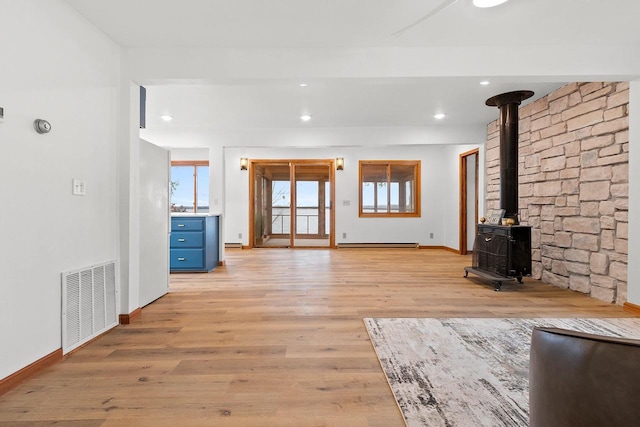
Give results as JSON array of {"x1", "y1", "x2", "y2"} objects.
[{"x1": 364, "y1": 317, "x2": 640, "y2": 427}]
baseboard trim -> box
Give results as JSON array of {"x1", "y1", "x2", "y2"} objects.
[
  {"x1": 418, "y1": 245, "x2": 461, "y2": 254},
  {"x1": 337, "y1": 243, "x2": 418, "y2": 249},
  {"x1": 119, "y1": 307, "x2": 142, "y2": 325},
  {"x1": 218, "y1": 260, "x2": 225, "y2": 266},
  {"x1": 623, "y1": 302, "x2": 640, "y2": 317},
  {"x1": 0, "y1": 348, "x2": 62, "y2": 397}
]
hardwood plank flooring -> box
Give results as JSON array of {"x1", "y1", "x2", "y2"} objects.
[{"x1": 0, "y1": 249, "x2": 635, "y2": 426}]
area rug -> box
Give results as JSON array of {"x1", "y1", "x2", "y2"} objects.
[{"x1": 364, "y1": 317, "x2": 640, "y2": 427}]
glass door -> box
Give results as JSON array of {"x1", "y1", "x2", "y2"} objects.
[
  {"x1": 292, "y1": 163, "x2": 332, "y2": 248},
  {"x1": 252, "y1": 162, "x2": 291, "y2": 248},
  {"x1": 250, "y1": 160, "x2": 334, "y2": 248}
]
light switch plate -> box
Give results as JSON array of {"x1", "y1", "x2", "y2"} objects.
[{"x1": 72, "y1": 179, "x2": 86, "y2": 196}]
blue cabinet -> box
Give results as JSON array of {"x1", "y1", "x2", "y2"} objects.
[{"x1": 170, "y1": 216, "x2": 219, "y2": 272}]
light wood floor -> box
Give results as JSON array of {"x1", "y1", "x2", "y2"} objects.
[{"x1": 0, "y1": 249, "x2": 635, "y2": 426}]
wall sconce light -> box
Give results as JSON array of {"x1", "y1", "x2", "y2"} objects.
[
  {"x1": 240, "y1": 157, "x2": 248, "y2": 170},
  {"x1": 336, "y1": 157, "x2": 344, "y2": 171}
]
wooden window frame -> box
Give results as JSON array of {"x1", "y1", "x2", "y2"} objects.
[
  {"x1": 358, "y1": 160, "x2": 421, "y2": 218},
  {"x1": 170, "y1": 160, "x2": 209, "y2": 213}
]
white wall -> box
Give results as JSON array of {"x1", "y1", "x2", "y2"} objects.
[
  {"x1": 0, "y1": 0, "x2": 121, "y2": 379},
  {"x1": 224, "y1": 143, "x2": 482, "y2": 247},
  {"x1": 628, "y1": 79, "x2": 640, "y2": 306}
]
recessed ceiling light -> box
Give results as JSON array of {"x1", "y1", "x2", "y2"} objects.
[
  {"x1": 480, "y1": 80, "x2": 491, "y2": 86},
  {"x1": 299, "y1": 83, "x2": 308, "y2": 87},
  {"x1": 160, "y1": 115, "x2": 173, "y2": 121},
  {"x1": 473, "y1": 0, "x2": 509, "y2": 7},
  {"x1": 301, "y1": 114, "x2": 312, "y2": 122},
  {"x1": 434, "y1": 113, "x2": 446, "y2": 120}
]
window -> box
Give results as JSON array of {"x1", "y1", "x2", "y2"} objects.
[
  {"x1": 170, "y1": 160, "x2": 209, "y2": 213},
  {"x1": 359, "y1": 160, "x2": 420, "y2": 217}
]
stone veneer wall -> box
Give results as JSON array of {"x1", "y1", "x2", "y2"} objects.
[{"x1": 485, "y1": 82, "x2": 629, "y2": 304}]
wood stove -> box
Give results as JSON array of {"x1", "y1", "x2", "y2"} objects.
[{"x1": 465, "y1": 90, "x2": 533, "y2": 291}]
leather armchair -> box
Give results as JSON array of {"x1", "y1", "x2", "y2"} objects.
[{"x1": 529, "y1": 326, "x2": 640, "y2": 427}]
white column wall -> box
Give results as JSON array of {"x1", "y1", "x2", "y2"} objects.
[{"x1": 0, "y1": 0, "x2": 121, "y2": 379}]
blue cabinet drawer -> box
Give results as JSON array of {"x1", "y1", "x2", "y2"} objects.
[
  {"x1": 171, "y1": 218, "x2": 204, "y2": 231},
  {"x1": 170, "y1": 249, "x2": 205, "y2": 270},
  {"x1": 171, "y1": 232, "x2": 204, "y2": 248}
]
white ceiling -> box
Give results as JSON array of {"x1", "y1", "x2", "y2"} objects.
[{"x1": 62, "y1": 0, "x2": 640, "y2": 133}]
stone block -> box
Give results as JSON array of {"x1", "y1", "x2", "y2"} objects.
[
  {"x1": 553, "y1": 132, "x2": 577, "y2": 146},
  {"x1": 569, "y1": 275, "x2": 591, "y2": 293},
  {"x1": 563, "y1": 217, "x2": 601, "y2": 233},
  {"x1": 590, "y1": 274, "x2": 617, "y2": 289},
  {"x1": 615, "y1": 130, "x2": 629, "y2": 144},
  {"x1": 555, "y1": 207, "x2": 580, "y2": 216},
  {"x1": 580, "y1": 166, "x2": 612, "y2": 182},
  {"x1": 584, "y1": 86, "x2": 614, "y2": 102},
  {"x1": 531, "y1": 115, "x2": 551, "y2": 132},
  {"x1": 579, "y1": 202, "x2": 599, "y2": 217},
  {"x1": 601, "y1": 230, "x2": 615, "y2": 250},
  {"x1": 610, "y1": 252, "x2": 628, "y2": 263},
  {"x1": 614, "y1": 211, "x2": 628, "y2": 222},
  {"x1": 532, "y1": 139, "x2": 553, "y2": 153},
  {"x1": 532, "y1": 249, "x2": 541, "y2": 262},
  {"x1": 607, "y1": 89, "x2": 629, "y2": 109},
  {"x1": 615, "y1": 238, "x2": 628, "y2": 254},
  {"x1": 567, "y1": 110, "x2": 603, "y2": 131},
  {"x1": 579, "y1": 181, "x2": 611, "y2": 201},
  {"x1": 542, "y1": 245, "x2": 565, "y2": 260},
  {"x1": 612, "y1": 164, "x2": 628, "y2": 183},
  {"x1": 532, "y1": 262, "x2": 543, "y2": 280},
  {"x1": 541, "y1": 156, "x2": 566, "y2": 172},
  {"x1": 572, "y1": 233, "x2": 600, "y2": 251},
  {"x1": 561, "y1": 179, "x2": 579, "y2": 195},
  {"x1": 604, "y1": 106, "x2": 625, "y2": 121},
  {"x1": 591, "y1": 116, "x2": 629, "y2": 136},
  {"x1": 534, "y1": 181, "x2": 562, "y2": 197},
  {"x1": 555, "y1": 232, "x2": 572, "y2": 248},
  {"x1": 567, "y1": 195, "x2": 580, "y2": 207},
  {"x1": 579, "y1": 82, "x2": 604, "y2": 97},
  {"x1": 545, "y1": 171, "x2": 560, "y2": 180},
  {"x1": 580, "y1": 150, "x2": 598, "y2": 167},
  {"x1": 548, "y1": 83, "x2": 578, "y2": 102},
  {"x1": 542, "y1": 256, "x2": 553, "y2": 269},
  {"x1": 554, "y1": 217, "x2": 564, "y2": 231},
  {"x1": 591, "y1": 286, "x2": 616, "y2": 303},
  {"x1": 551, "y1": 260, "x2": 569, "y2": 276},
  {"x1": 540, "y1": 145, "x2": 565, "y2": 159},
  {"x1": 580, "y1": 134, "x2": 614, "y2": 151},
  {"x1": 565, "y1": 262, "x2": 591, "y2": 275},
  {"x1": 541, "y1": 233, "x2": 555, "y2": 245},
  {"x1": 562, "y1": 142, "x2": 580, "y2": 158},
  {"x1": 616, "y1": 282, "x2": 627, "y2": 306},
  {"x1": 600, "y1": 144, "x2": 622, "y2": 157},
  {"x1": 564, "y1": 248, "x2": 590, "y2": 263},
  {"x1": 600, "y1": 216, "x2": 615, "y2": 230},
  {"x1": 599, "y1": 201, "x2": 615, "y2": 215},
  {"x1": 589, "y1": 253, "x2": 609, "y2": 275},
  {"x1": 540, "y1": 122, "x2": 568, "y2": 139},
  {"x1": 566, "y1": 157, "x2": 581, "y2": 168},
  {"x1": 540, "y1": 205, "x2": 555, "y2": 220},
  {"x1": 610, "y1": 262, "x2": 627, "y2": 281},
  {"x1": 528, "y1": 205, "x2": 542, "y2": 216},
  {"x1": 610, "y1": 183, "x2": 628, "y2": 198},
  {"x1": 561, "y1": 97, "x2": 607, "y2": 121},
  {"x1": 530, "y1": 97, "x2": 549, "y2": 115},
  {"x1": 569, "y1": 90, "x2": 582, "y2": 106},
  {"x1": 541, "y1": 221, "x2": 555, "y2": 235},
  {"x1": 525, "y1": 154, "x2": 541, "y2": 168},
  {"x1": 549, "y1": 95, "x2": 569, "y2": 114},
  {"x1": 614, "y1": 198, "x2": 628, "y2": 210},
  {"x1": 542, "y1": 270, "x2": 570, "y2": 289},
  {"x1": 555, "y1": 196, "x2": 567, "y2": 207}
]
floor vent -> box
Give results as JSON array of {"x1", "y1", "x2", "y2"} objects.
[
  {"x1": 62, "y1": 260, "x2": 118, "y2": 354},
  {"x1": 337, "y1": 243, "x2": 419, "y2": 249}
]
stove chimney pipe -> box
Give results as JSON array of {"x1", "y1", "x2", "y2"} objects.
[{"x1": 485, "y1": 90, "x2": 534, "y2": 225}]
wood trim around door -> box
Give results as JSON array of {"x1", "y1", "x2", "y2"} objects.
[
  {"x1": 459, "y1": 148, "x2": 479, "y2": 255},
  {"x1": 248, "y1": 159, "x2": 336, "y2": 249}
]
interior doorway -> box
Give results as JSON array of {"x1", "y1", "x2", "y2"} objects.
[
  {"x1": 249, "y1": 160, "x2": 335, "y2": 248},
  {"x1": 459, "y1": 149, "x2": 479, "y2": 255}
]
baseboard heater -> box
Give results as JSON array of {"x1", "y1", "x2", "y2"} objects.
[
  {"x1": 225, "y1": 243, "x2": 243, "y2": 249},
  {"x1": 337, "y1": 243, "x2": 419, "y2": 249},
  {"x1": 61, "y1": 260, "x2": 118, "y2": 354}
]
